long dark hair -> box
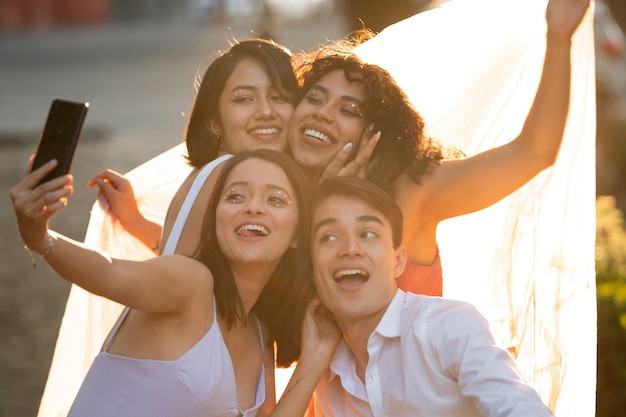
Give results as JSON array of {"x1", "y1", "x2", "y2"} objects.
[
  {"x1": 185, "y1": 38, "x2": 299, "y2": 168},
  {"x1": 294, "y1": 33, "x2": 462, "y2": 198},
  {"x1": 197, "y1": 149, "x2": 315, "y2": 366}
]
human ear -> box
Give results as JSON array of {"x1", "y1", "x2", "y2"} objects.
[
  {"x1": 209, "y1": 119, "x2": 222, "y2": 137},
  {"x1": 393, "y1": 246, "x2": 408, "y2": 279}
]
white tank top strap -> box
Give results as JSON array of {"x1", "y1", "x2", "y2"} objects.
[
  {"x1": 102, "y1": 306, "x2": 131, "y2": 352},
  {"x1": 161, "y1": 154, "x2": 233, "y2": 255}
]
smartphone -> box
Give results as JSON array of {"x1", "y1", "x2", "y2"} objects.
[{"x1": 31, "y1": 98, "x2": 89, "y2": 186}]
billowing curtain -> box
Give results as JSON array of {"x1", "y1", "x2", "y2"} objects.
[{"x1": 37, "y1": 1, "x2": 596, "y2": 416}]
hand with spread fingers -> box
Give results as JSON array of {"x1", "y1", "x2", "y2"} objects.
[
  {"x1": 319, "y1": 128, "x2": 381, "y2": 183},
  {"x1": 10, "y1": 158, "x2": 73, "y2": 254}
]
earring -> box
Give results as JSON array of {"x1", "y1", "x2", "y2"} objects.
[{"x1": 216, "y1": 134, "x2": 224, "y2": 154}]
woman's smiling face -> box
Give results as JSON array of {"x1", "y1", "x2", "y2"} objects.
[
  {"x1": 288, "y1": 69, "x2": 369, "y2": 170},
  {"x1": 211, "y1": 57, "x2": 295, "y2": 155},
  {"x1": 216, "y1": 157, "x2": 298, "y2": 270}
]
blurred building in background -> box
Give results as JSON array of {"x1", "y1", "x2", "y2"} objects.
[
  {"x1": 3, "y1": 0, "x2": 625, "y2": 46},
  {"x1": 0, "y1": 0, "x2": 336, "y2": 33},
  {"x1": 0, "y1": 0, "x2": 108, "y2": 32},
  {"x1": 185, "y1": 0, "x2": 334, "y2": 39}
]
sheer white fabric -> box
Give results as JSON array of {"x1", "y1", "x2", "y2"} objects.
[
  {"x1": 355, "y1": 1, "x2": 596, "y2": 415},
  {"x1": 37, "y1": 1, "x2": 596, "y2": 416}
]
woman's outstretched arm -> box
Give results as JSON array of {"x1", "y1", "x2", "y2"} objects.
[
  {"x1": 409, "y1": 0, "x2": 591, "y2": 224},
  {"x1": 11, "y1": 159, "x2": 206, "y2": 313}
]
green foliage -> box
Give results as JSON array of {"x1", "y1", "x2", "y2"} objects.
[
  {"x1": 595, "y1": 196, "x2": 626, "y2": 417},
  {"x1": 596, "y1": 196, "x2": 626, "y2": 324}
]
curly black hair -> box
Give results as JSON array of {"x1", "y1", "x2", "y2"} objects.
[{"x1": 294, "y1": 31, "x2": 462, "y2": 197}]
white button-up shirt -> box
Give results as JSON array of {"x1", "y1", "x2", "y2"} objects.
[{"x1": 310, "y1": 290, "x2": 554, "y2": 417}]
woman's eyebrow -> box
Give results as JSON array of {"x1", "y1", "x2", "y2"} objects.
[
  {"x1": 230, "y1": 85, "x2": 258, "y2": 93},
  {"x1": 311, "y1": 84, "x2": 363, "y2": 106}
]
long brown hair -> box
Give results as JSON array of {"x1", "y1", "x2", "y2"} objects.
[
  {"x1": 198, "y1": 149, "x2": 315, "y2": 366},
  {"x1": 185, "y1": 39, "x2": 299, "y2": 168}
]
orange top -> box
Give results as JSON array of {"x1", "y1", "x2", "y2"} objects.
[{"x1": 396, "y1": 251, "x2": 442, "y2": 297}]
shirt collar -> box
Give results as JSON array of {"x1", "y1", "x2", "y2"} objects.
[
  {"x1": 328, "y1": 340, "x2": 353, "y2": 381},
  {"x1": 373, "y1": 289, "x2": 405, "y2": 339},
  {"x1": 327, "y1": 289, "x2": 406, "y2": 381}
]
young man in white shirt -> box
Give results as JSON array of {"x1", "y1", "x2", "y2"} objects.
[{"x1": 301, "y1": 176, "x2": 555, "y2": 417}]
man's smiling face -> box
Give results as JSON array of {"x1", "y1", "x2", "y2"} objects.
[{"x1": 311, "y1": 195, "x2": 405, "y2": 324}]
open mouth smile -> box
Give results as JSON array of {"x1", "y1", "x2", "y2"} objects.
[
  {"x1": 236, "y1": 224, "x2": 270, "y2": 237},
  {"x1": 304, "y1": 128, "x2": 334, "y2": 144},
  {"x1": 333, "y1": 268, "x2": 369, "y2": 284}
]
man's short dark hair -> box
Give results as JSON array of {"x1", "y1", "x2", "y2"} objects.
[{"x1": 313, "y1": 176, "x2": 403, "y2": 248}]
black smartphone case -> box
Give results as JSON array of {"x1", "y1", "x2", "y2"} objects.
[{"x1": 32, "y1": 98, "x2": 89, "y2": 186}]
